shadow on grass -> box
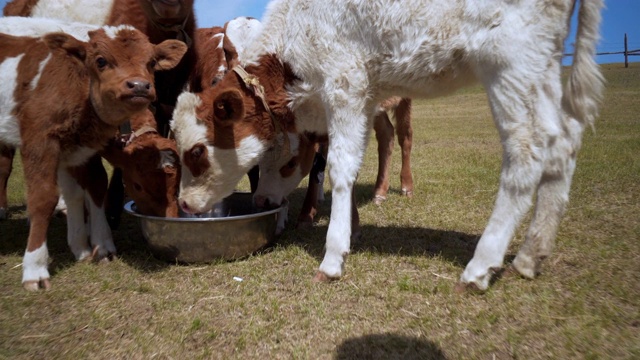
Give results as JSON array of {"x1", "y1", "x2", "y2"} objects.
[
  {"x1": 278, "y1": 222, "x2": 478, "y2": 268},
  {"x1": 335, "y1": 333, "x2": 446, "y2": 360},
  {"x1": 0, "y1": 181, "x2": 479, "y2": 277},
  {"x1": 0, "y1": 205, "x2": 77, "y2": 277},
  {"x1": 278, "y1": 184, "x2": 480, "y2": 268},
  {"x1": 0, "y1": 204, "x2": 171, "y2": 275}
]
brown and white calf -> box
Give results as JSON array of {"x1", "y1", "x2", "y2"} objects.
[
  {"x1": 254, "y1": 97, "x2": 413, "y2": 234},
  {"x1": 0, "y1": 26, "x2": 186, "y2": 290},
  {"x1": 0, "y1": 16, "x2": 100, "y2": 220},
  {"x1": 181, "y1": 17, "x2": 265, "y2": 196},
  {"x1": 2, "y1": 0, "x2": 196, "y2": 223},
  {"x1": 171, "y1": 0, "x2": 604, "y2": 291},
  {"x1": 0, "y1": 16, "x2": 183, "y2": 220}
]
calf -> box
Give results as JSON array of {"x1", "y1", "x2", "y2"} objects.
[
  {"x1": 100, "y1": 110, "x2": 181, "y2": 218},
  {"x1": 0, "y1": 16, "x2": 181, "y2": 220},
  {"x1": 171, "y1": 0, "x2": 604, "y2": 291},
  {"x1": 186, "y1": 17, "x2": 265, "y2": 194},
  {"x1": 0, "y1": 26, "x2": 187, "y2": 290},
  {"x1": 3, "y1": 0, "x2": 197, "y2": 223},
  {"x1": 0, "y1": 16, "x2": 100, "y2": 220}
]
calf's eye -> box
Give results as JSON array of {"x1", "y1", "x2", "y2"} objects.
[{"x1": 96, "y1": 57, "x2": 108, "y2": 69}]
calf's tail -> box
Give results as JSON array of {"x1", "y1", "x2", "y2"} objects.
[{"x1": 562, "y1": 0, "x2": 605, "y2": 129}]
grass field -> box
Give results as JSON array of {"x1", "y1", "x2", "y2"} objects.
[{"x1": 1, "y1": 63, "x2": 639, "y2": 359}]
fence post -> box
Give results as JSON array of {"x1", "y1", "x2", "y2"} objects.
[{"x1": 624, "y1": 33, "x2": 628, "y2": 68}]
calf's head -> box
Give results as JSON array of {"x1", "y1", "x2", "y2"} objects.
[
  {"x1": 75, "y1": 26, "x2": 187, "y2": 125},
  {"x1": 254, "y1": 132, "x2": 321, "y2": 209},
  {"x1": 171, "y1": 57, "x2": 296, "y2": 214},
  {"x1": 104, "y1": 134, "x2": 181, "y2": 218}
]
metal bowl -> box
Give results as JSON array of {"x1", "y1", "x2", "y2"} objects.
[{"x1": 124, "y1": 192, "x2": 282, "y2": 263}]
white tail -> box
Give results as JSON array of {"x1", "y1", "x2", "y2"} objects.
[{"x1": 563, "y1": 0, "x2": 606, "y2": 129}]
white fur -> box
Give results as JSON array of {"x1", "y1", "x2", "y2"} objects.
[
  {"x1": 57, "y1": 169, "x2": 92, "y2": 261},
  {"x1": 212, "y1": 33, "x2": 224, "y2": 47},
  {"x1": 178, "y1": 0, "x2": 605, "y2": 289},
  {"x1": 22, "y1": 243, "x2": 50, "y2": 285},
  {"x1": 61, "y1": 146, "x2": 98, "y2": 168},
  {"x1": 29, "y1": 0, "x2": 114, "y2": 25},
  {"x1": 29, "y1": 53, "x2": 51, "y2": 91},
  {"x1": 0, "y1": 16, "x2": 99, "y2": 41},
  {"x1": 103, "y1": 25, "x2": 136, "y2": 40},
  {"x1": 159, "y1": 149, "x2": 178, "y2": 169},
  {"x1": 0, "y1": 55, "x2": 24, "y2": 147},
  {"x1": 224, "y1": 17, "x2": 264, "y2": 64},
  {"x1": 254, "y1": 132, "x2": 302, "y2": 206}
]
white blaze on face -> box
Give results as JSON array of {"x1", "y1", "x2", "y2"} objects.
[
  {"x1": 171, "y1": 92, "x2": 269, "y2": 213},
  {"x1": 254, "y1": 132, "x2": 303, "y2": 206}
]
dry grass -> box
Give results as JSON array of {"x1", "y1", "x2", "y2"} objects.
[{"x1": 1, "y1": 63, "x2": 639, "y2": 359}]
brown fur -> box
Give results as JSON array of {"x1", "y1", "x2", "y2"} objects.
[
  {"x1": 192, "y1": 54, "x2": 298, "y2": 157},
  {"x1": 189, "y1": 26, "x2": 239, "y2": 92},
  {"x1": 101, "y1": 109, "x2": 181, "y2": 218}
]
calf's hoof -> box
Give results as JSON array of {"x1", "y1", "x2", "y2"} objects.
[
  {"x1": 23, "y1": 278, "x2": 51, "y2": 291},
  {"x1": 511, "y1": 254, "x2": 539, "y2": 279},
  {"x1": 454, "y1": 281, "x2": 484, "y2": 294},
  {"x1": 373, "y1": 195, "x2": 386, "y2": 206},
  {"x1": 313, "y1": 271, "x2": 341, "y2": 283},
  {"x1": 88, "y1": 245, "x2": 117, "y2": 263},
  {"x1": 402, "y1": 188, "x2": 413, "y2": 198}
]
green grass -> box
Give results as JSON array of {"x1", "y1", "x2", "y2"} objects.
[{"x1": 1, "y1": 63, "x2": 639, "y2": 359}]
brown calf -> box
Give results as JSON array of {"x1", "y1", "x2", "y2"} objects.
[
  {"x1": 0, "y1": 27, "x2": 186, "y2": 290},
  {"x1": 2, "y1": 0, "x2": 196, "y2": 224}
]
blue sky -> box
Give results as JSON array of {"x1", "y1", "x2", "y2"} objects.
[{"x1": 1, "y1": 0, "x2": 637, "y2": 65}]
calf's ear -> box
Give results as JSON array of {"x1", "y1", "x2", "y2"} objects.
[
  {"x1": 222, "y1": 34, "x2": 239, "y2": 69},
  {"x1": 154, "y1": 39, "x2": 188, "y2": 71},
  {"x1": 213, "y1": 89, "x2": 245, "y2": 123},
  {"x1": 42, "y1": 32, "x2": 87, "y2": 61}
]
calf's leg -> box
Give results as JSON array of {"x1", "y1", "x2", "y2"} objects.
[
  {"x1": 511, "y1": 67, "x2": 582, "y2": 278},
  {"x1": 0, "y1": 145, "x2": 15, "y2": 219},
  {"x1": 395, "y1": 98, "x2": 414, "y2": 198},
  {"x1": 72, "y1": 154, "x2": 116, "y2": 258},
  {"x1": 20, "y1": 147, "x2": 60, "y2": 291},
  {"x1": 372, "y1": 111, "x2": 394, "y2": 205},
  {"x1": 459, "y1": 71, "x2": 550, "y2": 290},
  {"x1": 315, "y1": 94, "x2": 371, "y2": 281}
]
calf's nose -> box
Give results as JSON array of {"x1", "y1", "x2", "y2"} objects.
[
  {"x1": 126, "y1": 79, "x2": 151, "y2": 94},
  {"x1": 253, "y1": 195, "x2": 268, "y2": 209},
  {"x1": 179, "y1": 199, "x2": 192, "y2": 214}
]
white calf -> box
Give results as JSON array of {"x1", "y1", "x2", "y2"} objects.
[{"x1": 172, "y1": 0, "x2": 604, "y2": 291}]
